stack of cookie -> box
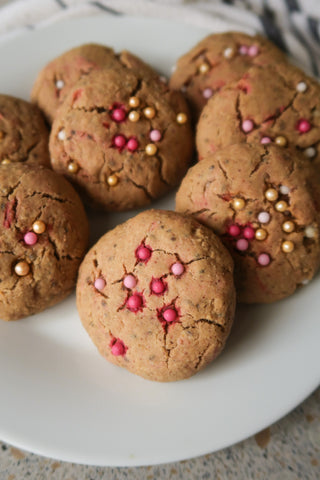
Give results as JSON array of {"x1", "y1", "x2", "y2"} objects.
[
  {"x1": 0, "y1": 93, "x2": 89, "y2": 320},
  {"x1": 173, "y1": 32, "x2": 320, "y2": 304},
  {"x1": 32, "y1": 44, "x2": 194, "y2": 211},
  {"x1": 1, "y1": 33, "x2": 319, "y2": 382}
]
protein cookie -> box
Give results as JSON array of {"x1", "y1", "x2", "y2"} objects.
[
  {"x1": 0, "y1": 163, "x2": 89, "y2": 321},
  {"x1": 76, "y1": 209, "x2": 235, "y2": 382},
  {"x1": 49, "y1": 68, "x2": 193, "y2": 211},
  {"x1": 0, "y1": 94, "x2": 50, "y2": 167},
  {"x1": 176, "y1": 143, "x2": 320, "y2": 303},
  {"x1": 31, "y1": 43, "x2": 166, "y2": 123},
  {"x1": 196, "y1": 62, "x2": 320, "y2": 166},
  {"x1": 170, "y1": 31, "x2": 287, "y2": 121}
]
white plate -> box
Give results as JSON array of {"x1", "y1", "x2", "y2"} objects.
[{"x1": 0, "y1": 15, "x2": 319, "y2": 468}]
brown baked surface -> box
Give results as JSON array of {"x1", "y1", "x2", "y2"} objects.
[
  {"x1": 170, "y1": 31, "x2": 286, "y2": 121},
  {"x1": 31, "y1": 43, "x2": 166, "y2": 123},
  {"x1": 196, "y1": 62, "x2": 320, "y2": 166},
  {"x1": 76, "y1": 209, "x2": 235, "y2": 381},
  {"x1": 0, "y1": 94, "x2": 50, "y2": 167},
  {"x1": 0, "y1": 163, "x2": 89, "y2": 320},
  {"x1": 49, "y1": 67, "x2": 193, "y2": 211},
  {"x1": 176, "y1": 143, "x2": 320, "y2": 303}
]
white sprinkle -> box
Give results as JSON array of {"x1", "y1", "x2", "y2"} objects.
[
  {"x1": 304, "y1": 146, "x2": 317, "y2": 158},
  {"x1": 301, "y1": 279, "x2": 310, "y2": 285},
  {"x1": 223, "y1": 47, "x2": 234, "y2": 59},
  {"x1": 279, "y1": 185, "x2": 290, "y2": 195},
  {"x1": 58, "y1": 129, "x2": 66, "y2": 141},
  {"x1": 304, "y1": 225, "x2": 316, "y2": 238},
  {"x1": 159, "y1": 75, "x2": 167, "y2": 84},
  {"x1": 296, "y1": 81, "x2": 307, "y2": 93},
  {"x1": 55, "y1": 79, "x2": 65, "y2": 89},
  {"x1": 258, "y1": 211, "x2": 270, "y2": 224}
]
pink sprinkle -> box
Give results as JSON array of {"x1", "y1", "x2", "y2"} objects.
[
  {"x1": 243, "y1": 226, "x2": 255, "y2": 239},
  {"x1": 126, "y1": 293, "x2": 143, "y2": 312},
  {"x1": 242, "y1": 119, "x2": 254, "y2": 133},
  {"x1": 113, "y1": 134, "x2": 126, "y2": 149},
  {"x1": 111, "y1": 107, "x2": 126, "y2": 123},
  {"x1": 258, "y1": 211, "x2": 270, "y2": 224},
  {"x1": 239, "y1": 45, "x2": 248, "y2": 55},
  {"x1": 296, "y1": 118, "x2": 311, "y2": 133},
  {"x1": 248, "y1": 45, "x2": 259, "y2": 57},
  {"x1": 123, "y1": 274, "x2": 136, "y2": 289},
  {"x1": 258, "y1": 253, "x2": 271, "y2": 266},
  {"x1": 202, "y1": 87, "x2": 213, "y2": 99},
  {"x1": 149, "y1": 129, "x2": 162, "y2": 142},
  {"x1": 111, "y1": 339, "x2": 126, "y2": 356},
  {"x1": 24, "y1": 231, "x2": 38, "y2": 246},
  {"x1": 127, "y1": 137, "x2": 139, "y2": 152},
  {"x1": 151, "y1": 278, "x2": 166, "y2": 294},
  {"x1": 236, "y1": 238, "x2": 249, "y2": 251},
  {"x1": 171, "y1": 262, "x2": 184, "y2": 276},
  {"x1": 260, "y1": 136, "x2": 272, "y2": 144},
  {"x1": 94, "y1": 278, "x2": 106, "y2": 291},
  {"x1": 163, "y1": 308, "x2": 177, "y2": 323},
  {"x1": 228, "y1": 224, "x2": 241, "y2": 237},
  {"x1": 136, "y1": 245, "x2": 152, "y2": 262}
]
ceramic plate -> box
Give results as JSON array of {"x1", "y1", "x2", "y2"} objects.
[{"x1": 0, "y1": 15, "x2": 319, "y2": 467}]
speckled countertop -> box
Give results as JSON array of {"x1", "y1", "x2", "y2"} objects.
[
  {"x1": 0, "y1": 1, "x2": 319, "y2": 479},
  {"x1": 0, "y1": 387, "x2": 319, "y2": 479}
]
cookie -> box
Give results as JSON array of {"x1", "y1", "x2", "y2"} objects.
[
  {"x1": 0, "y1": 163, "x2": 89, "y2": 321},
  {"x1": 196, "y1": 62, "x2": 320, "y2": 166},
  {"x1": 31, "y1": 43, "x2": 166, "y2": 123},
  {"x1": 170, "y1": 31, "x2": 287, "y2": 121},
  {"x1": 49, "y1": 68, "x2": 193, "y2": 211},
  {"x1": 176, "y1": 143, "x2": 320, "y2": 303},
  {"x1": 0, "y1": 94, "x2": 50, "y2": 167},
  {"x1": 76, "y1": 209, "x2": 235, "y2": 382}
]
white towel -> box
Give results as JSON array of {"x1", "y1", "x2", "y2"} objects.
[{"x1": 0, "y1": 0, "x2": 319, "y2": 75}]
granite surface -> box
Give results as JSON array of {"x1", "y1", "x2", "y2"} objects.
[
  {"x1": 0, "y1": 1, "x2": 319, "y2": 479},
  {"x1": 0, "y1": 387, "x2": 319, "y2": 479}
]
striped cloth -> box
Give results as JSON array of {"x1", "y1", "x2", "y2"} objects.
[{"x1": 0, "y1": 0, "x2": 319, "y2": 76}]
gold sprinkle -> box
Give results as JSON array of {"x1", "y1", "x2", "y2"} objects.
[
  {"x1": 265, "y1": 188, "x2": 278, "y2": 202},
  {"x1": 282, "y1": 240, "x2": 294, "y2": 253},
  {"x1": 1, "y1": 158, "x2": 11, "y2": 165},
  {"x1": 14, "y1": 261, "x2": 30, "y2": 276},
  {"x1": 143, "y1": 107, "x2": 156, "y2": 119},
  {"x1": 128, "y1": 96, "x2": 140, "y2": 108},
  {"x1": 145, "y1": 144, "x2": 157, "y2": 156},
  {"x1": 198, "y1": 62, "x2": 210, "y2": 74},
  {"x1": 255, "y1": 228, "x2": 267, "y2": 241},
  {"x1": 32, "y1": 220, "x2": 46, "y2": 234},
  {"x1": 128, "y1": 111, "x2": 140, "y2": 122},
  {"x1": 67, "y1": 161, "x2": 79, "y2": 174},
  {"x1": 275, "y1": 200, "x2": 288, "y2": 212},
  {"x1": 232, "y1": 197, "x2": 245, "y2": 210},
  {"x1": 107, "y1": 174, "x2": 118, "y2": 186},
  {"x1": 282, "y1": 221, "x2": 295, "y2": 233},
  {"x1": 275, "y1": 136, "x2": 287, "y2": 147},
  {"x1": 176, "y1": 113, "x2": 188, "y2": 124}
]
